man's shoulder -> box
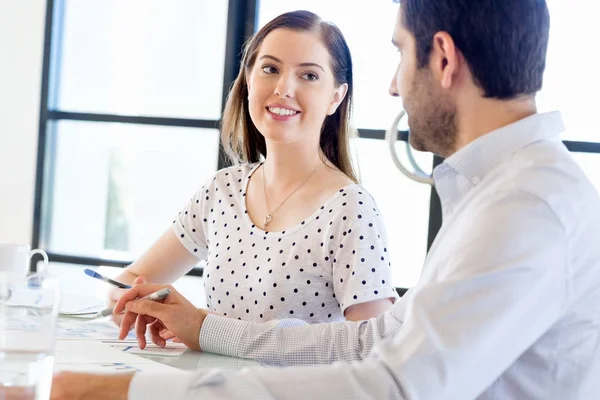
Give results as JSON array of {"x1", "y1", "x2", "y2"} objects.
[{"x1": 487, "y1": 140, "x2": 600, "y2": 228}]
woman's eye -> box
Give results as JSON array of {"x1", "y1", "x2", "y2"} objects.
[
  {"x1": 262, "y1": 66, "x2": 278, "y2": 74},
  {"x1": 302, "y1": 72, "x2": 319, "y2": 81}
]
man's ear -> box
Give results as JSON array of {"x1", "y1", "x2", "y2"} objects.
[
  {"x1": 430, "y1": 31, "x2": 460, "y2": 90},
  {"x1": 326, "y1": 83, "x2": 349, "y2": 115}
]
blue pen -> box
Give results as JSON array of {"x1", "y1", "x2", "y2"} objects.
[{"x1": 84, "y1": 268, "x2": 132, "y2": 289}]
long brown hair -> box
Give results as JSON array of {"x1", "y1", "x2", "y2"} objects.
[{"x1": 220, "y1": 10, "x2": 358, "y2": 182}]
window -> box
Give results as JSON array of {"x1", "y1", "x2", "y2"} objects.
[
  {"x1": 538, "y1": 0, "x2": 600, "y2": 142},
  {"x1": 57, "y1": 0, "x2": 228, "y2": 119},
  {"x1": 35, "y1": 1, "x2": 600, "y2": 292},
  {"x1": 539, "y1": 1, "x2": 600, "y2": 215},
  {"x1": 35, "y1": 0, "x2": 233, "y2": 268},
  {"x1": 46, "y1": 121, "x2": 219, "y2": 260}
]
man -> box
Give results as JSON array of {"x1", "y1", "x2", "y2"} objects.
[{"x1": 51, "y1": 0, "x2": 600, "y2": 398}]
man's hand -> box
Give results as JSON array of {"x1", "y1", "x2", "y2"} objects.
[
  {"x1": 51, "y1": 372, "x2": 132, "y2": 400},
  {"x1": 108, "y1": 276, "x2": 147, "y2": 326},
  {"x1": 114, "y1": 284, "x2": 208, "y2": 351}
]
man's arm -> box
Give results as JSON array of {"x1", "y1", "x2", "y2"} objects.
[
  {"x1": 199, "y1": 297, "x2": 406, "y2": 366},
  {"x1": 129, "y1": 190, "x2": 567, "y2": 399},
  {"x1": 114, "y1": 282, "x2": 405, "y2": 367},
  {"x1": 129, "y1": 359, "x2": 405, "y2": 400}
]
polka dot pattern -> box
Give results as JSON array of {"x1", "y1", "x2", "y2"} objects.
[{"x1": 172, "y1": 163, "x2": 398, "y2": 323}]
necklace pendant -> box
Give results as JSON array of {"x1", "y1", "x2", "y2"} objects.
[{"x1": 264, "y1": 215, "x2": 272, "y2": 229}]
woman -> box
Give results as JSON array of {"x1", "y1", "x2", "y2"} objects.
[{"x1": 109, "y1": 10, "x2": 398, "y2": 324}]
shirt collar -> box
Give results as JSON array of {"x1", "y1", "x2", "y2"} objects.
[{"x1": 435, "y1": 111, "x2": 565, "y2": 186}]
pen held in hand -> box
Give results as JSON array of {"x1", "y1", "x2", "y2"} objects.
[
  {"x1": 93, "y1": 287, "x2": 172, "y2": 319},
  {"x1": 84, "y1": 268, "x2": 132, "y2": 289}
]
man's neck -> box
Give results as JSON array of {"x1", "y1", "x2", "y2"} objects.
[{"x1": 452, "y1": 96, "x2": 538, "y2": 156}]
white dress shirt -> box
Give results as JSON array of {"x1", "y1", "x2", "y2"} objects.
[{"x1": 130, "y1": 112, "x2": 600, "y2": 399}]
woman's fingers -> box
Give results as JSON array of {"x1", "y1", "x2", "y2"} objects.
[{"x1": 108, "y1": 287, "x2": 126, "y2": 302}]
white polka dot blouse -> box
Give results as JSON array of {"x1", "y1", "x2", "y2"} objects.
[{"x1": 173, "y1": 163, "x2": 399, "y2": 323}]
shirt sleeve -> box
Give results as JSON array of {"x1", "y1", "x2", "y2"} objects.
[
  {"x1": 130, "y1": 190, "x2": 568, "y2": 400},
  {"x1": 199, "y1": 297, "x2": 407, "y2": 366},
  {"x1": 129, "y1": 359, "x2": 403, "y2": 400},
  {"x1": 171, "y1": 181, "x2": 211, "y2": 261},
  {"x1": 330, "y1": 190, "x2": 399, "y2": 313}
]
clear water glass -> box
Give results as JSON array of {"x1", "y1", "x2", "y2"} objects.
[{"x1": 0, "y1": 273, "x2": 60, "y2": 400}]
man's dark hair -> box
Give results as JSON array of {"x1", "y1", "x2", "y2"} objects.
[{"x1": 395, "y1": 0, "x2": 550, "y2": 99}]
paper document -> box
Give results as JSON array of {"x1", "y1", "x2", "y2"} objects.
[
  {"x1": 105, "y1": 341, "x2": 188, "y2": 357},
  {"x1": 56, "y1": 318, "x2": 134, "y2": 340},
  {"x1": 53, "y1": 340, "x2": 183, "y2": 374},
  {"x1": 53, "y1": 361, "x2": 182, "y2": 374},
  {"x1": 59, "y1": 294, "x2": 104, "y2": 316}
]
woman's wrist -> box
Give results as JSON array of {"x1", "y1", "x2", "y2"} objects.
[{"x1": 115, "y1": 269, "x2": 138, "y2": 286}]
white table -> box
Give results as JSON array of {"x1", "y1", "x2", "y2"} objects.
[{"x1": 49, "y1": 262, "x2": 260, "y2": 373}]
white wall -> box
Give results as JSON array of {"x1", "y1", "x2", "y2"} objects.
[{"x1": 0, "y1": 0, "x2": 46, "y2": 245}]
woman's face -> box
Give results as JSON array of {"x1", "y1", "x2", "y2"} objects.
[{"x1": 247, "y1": 28, "x2": 348, "y2": 146}]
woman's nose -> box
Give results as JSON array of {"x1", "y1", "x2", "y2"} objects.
[{"x1": 274, "y1": 75, "x2": 295, "y2": 98}]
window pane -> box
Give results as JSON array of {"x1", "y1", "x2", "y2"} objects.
[
  {"x1": 538, "y1": 1, "x2": 600, "y2": 142},
  {"x1": 43, "y1": 121, "x2": 219, "y2": 260},
  {"x1": 351, "y1": 138, "x2": 432, "y2": 288},
  {"x1": 572, "y1": 152, "x2": 600, "y2": 195},
  {"x1": 57, "y1": 0, "x2": 228, "y2": 119},
  {"x1": 257, "y1": 1, "x2": 400, "y2": 130}
]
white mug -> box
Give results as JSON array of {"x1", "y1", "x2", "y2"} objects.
[{"x1": 0, "y1": 243, "x2": 48, "y2": 278}]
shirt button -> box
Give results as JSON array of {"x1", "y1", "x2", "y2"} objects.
[{"x1": 472, "y1": 176, "x2": 480, "y2": 185}]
